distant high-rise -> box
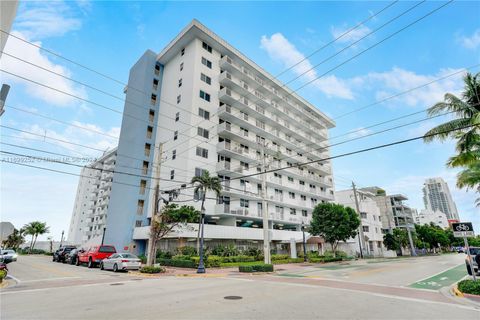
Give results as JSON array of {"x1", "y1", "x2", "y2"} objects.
[{"x1": 422, "y1": 177, "x2": 459, "y2": 220}]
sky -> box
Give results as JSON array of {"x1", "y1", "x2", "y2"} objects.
[{"x1": 1, "y1": 0, "x2": 479, "y2": 241}]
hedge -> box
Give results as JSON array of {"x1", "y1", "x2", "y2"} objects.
[
  {"x1": 156, "y1": 258, "x2": 196, "y2": 268},
  {"x1": 309, "y1": 256, "x2": 343, "y2": 263},
  {"x1": 457, "y1": 280, "x2": 480, "y2": 295},
  {"x1": 140, "y1": 266, "x2": 165, "y2": 274},
  {"x1": 272, "y1": 258, "x2": 304, "y2": 264},
  {"x1": 271, "y1": 254, "x2": 290, "y2": 261},
  {"x1": 191, "y1": 255, "x2": 222, "y2": 267},
  {"x1": 239, "y1": 264, "x2": 274, "y2": 272}
]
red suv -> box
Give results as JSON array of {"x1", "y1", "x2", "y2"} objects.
[{"x1": 76, "y1": 245, "x2": 116, "y2": 268}]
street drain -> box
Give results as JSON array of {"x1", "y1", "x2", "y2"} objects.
[
  {"x1": 224, "y1": 296, "x2": 242, "y2": 300},
  {"x1": 110, "y1": 283, "x2": 124, "y2": 286}
]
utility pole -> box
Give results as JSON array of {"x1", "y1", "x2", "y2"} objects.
[
  {"x1": 352, "y1": 182, "x2": 364, "y2": 259},
  {"x1": 261, "y1": 140, "x2": 271, "y2": 264},
  {"x1": 60, "y1": 230, "x2": 64, "y2": 248},
  {"x1": 401, "y1": 204, "x2": 417, "y2": 256},
  {"x1": 147, "y1": 143, "x2": 163, "y2": 266}
]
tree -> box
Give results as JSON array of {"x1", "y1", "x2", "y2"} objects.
[
  {"x1": 2, "y1": 228, "x2": 25, "y2": 250},
  {"x1": 383, "y1": 233, "x2": 398, "y2": 251},
  {"x1": 23, "y1": 221, "x2": 50, "y2": 253},
  {"x1": 423, "y1": 72, "x2": 480, "y2": 205},
  {"x1": 392, "y1": 229, "x2": 410, "y2": 255},
  {"x1": 147, "y1": 204, "x2": 199, "y2": 266},
  {"x1": 309, "y1": 203, "x2": 360, "y2": 256},
  {"x1": 191, "y1": 170, "x2": 222, "y2": 252}
]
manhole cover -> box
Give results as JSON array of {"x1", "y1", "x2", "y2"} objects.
[
  {"x1": 224, "y1": 296, "x2": 242, "y2": 300},
  {"x1": 110, "y1": 283, "x2": 124, "y2": 286}
]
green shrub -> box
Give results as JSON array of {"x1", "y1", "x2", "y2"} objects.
[
  {"x1": 272, "y1": 258, "x2": 304, "y2": 264},
  {"x1": 211, "y1": 244, "x2": 240, "y2": 257},
  {"x1": 238, "y1": 264, "x2": 274, "y2": 272},
  {"x1": 271, "y1": 254, "x2": 289, "y2": 261},
  {"x1": 458, "y1": 280, "x2": 480, "y2": 295},
  {"x1": 176, "y1": 246, "x2": 197, "y2": 257},
  {"x1": 190, "y1": 255, "x2": 222, "y2": 268},
  {"x1": 221, "y1": 255, "x2": 256, "y2": 263},
  {"x1": 140, "y1": 266, "x2": 165, "y2": 274},
  {"x1": 19, "y1": 248, "x2": 46, "y2": 255},
  {"x1": 308, "y1": 257, "x2": 325, "y2": 263},
  {"x1": 244, "y1": 247, "x2": 262, "y2": 258},
  {"x1": 172, "y1": 254, "x2": 193, "y2": 261},
  {"x1": 157, "y1": 258, "x2": 196, "y2": 268},
  {"x1": 138, "y1": 254, "x2": 147, "y2": 264},
  {"x1": 324, "y1": 250, "x2": 347, "y2": 259},
  {"x1": 324, "y1": 257, "x2": 342, "y2": 263},
  {"x1": 0, "y1": 270, "x2": 6, "y2": 283},
  {"x1": 44, "y1": 252, "x2": 54, "y2": 256},
  {"x1": 156, "y1": 251, "x2": 172, "y2": 259}
]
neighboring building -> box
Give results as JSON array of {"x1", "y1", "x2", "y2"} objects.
[
  {"x1": 0, "y1": 221, "x2": 15, "y2": 244},
  {"x1": 423, "y1": 177, "x2": 459, "y2": 220},
  {"x1": 336, "y1": 189, "x2": 385, "y2": 257},
  {"x1": 0, "y1": 0, "x2": 18, "y2": 57},
  {"x1": 361, "y1": 187, "x2": 415, "y2": 233},
  {"x1": 414, "y1": 209, "x2": 449, "y2": 229},
  {"x1": 82, "y1": 20, "x2": 336, "y2": 255},
  {"x1": 67, "y1": 149, "x2": 116, "y2": 245}
]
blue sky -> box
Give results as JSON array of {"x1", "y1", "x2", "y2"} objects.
[{"x1": 1, "y1": 0, "x2": 479, "y2": 240}]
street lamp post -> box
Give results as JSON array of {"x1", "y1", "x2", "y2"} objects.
[
  {"x1": 197, "y1": 193, "x2": 206, "y2": 274},
  {"x1": 301, "y1": 222, "x2": 307, "y2": 262}
]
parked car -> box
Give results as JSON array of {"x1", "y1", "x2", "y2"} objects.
[
  {"x1": 0, "y1": 249, "x2": 18, "y2": 262},
  {"x1": 100, "y1": 253, "x2": 142, "y2": 272},
  {"x1": 53, "y1": 246, "x2": 76, "y2": 263},
  {"x1": 465, "y1": 247, "x2": 480, "y2": 275},
  {"x1": 65, "y1": 248, "x2": 80, "y2": 265},
  {"x1": 77, "y1": 245, "x2": 116, "y2": 268},
  {"x1": 457, "y1": 247, "x2": 465, "y2": 253}
]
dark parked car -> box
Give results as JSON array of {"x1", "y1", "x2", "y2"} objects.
[
  {"x1": 65, "y1": 248, "x2": 80, "y2": 265},
  {"x1": 465, "y1": 247, "x2": 480, "y2": 275},
  {"x1": 53, "y1": 246, "x2": 77, "y2": 263}
]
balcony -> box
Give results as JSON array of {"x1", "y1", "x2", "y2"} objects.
[
  {"x1": 216, "y1": 141, "x2": 260, "y2": 164},
  {"x1": 217, "y1": 122, "x2": 256, "y2": 147}
]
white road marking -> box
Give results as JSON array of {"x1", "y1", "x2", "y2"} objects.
[
  {"x1": 20, "y1": 276, "x2": 81, "y2": 283},
  {"x1": 5, "y1": 274, "x2": 21, "y2": 283}
]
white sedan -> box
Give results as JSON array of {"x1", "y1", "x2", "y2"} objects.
[{"x1": 100, "y1": 253, "x2": 141, "y2": 272}]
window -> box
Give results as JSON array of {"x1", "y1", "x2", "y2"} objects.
[
  {"x1": 200, "y1": 73, "x2": 211, "y2": 85},
  {"x1": 202, "y1": 41, "x2": 212, "y2": 53},
  {"x1": 180, "y1": 62, "x2": 184, "y2": 71},
  {"x1": 302, "y1": 210, "x2": 308, "y2": 217},
  {"x1": 240, "y1": 199, "x2": 249, "y2": 208},
  {"x1": 137, "y1": 201, "x2": 145, "y2": 214},
  {"x1": 178, "y1": 78, "x2": 182, "y2": 87},
  {"x1": 196, "y1": 147, "x2": 208, "y2": 158},
  {"x1": 360, "y1": 212, "x2": 367, "y2": 219},
  {"x1": 299, "y1": 180, "x2": 305, "y2": 186},
  {"x1": 135, "y1": 220, "x2": 142, "y2": 227},
  {"x1": 149, "y1": 109, "x2": 155, "y2": 123},
  {"x1": 175, "y1": 112, "x2": 180, "y2": 122},
  {"x1": 197, "y1": 127, "x2": 209, "y2": 139},
  {"x1": 154, "y1": 63, "x2": 160, "y2": 75},
  {"x1": 144, "y1": 143, "x2": 151, "y2": 157},
  {"x1": 153, "y1": 78, "x2": 159, "y2": 90},
  {"x1": 181, "y1": 48, "x2": 185, "y2": 56},
  {"x1": 290, "y1": 208, "x2": 296, "y2": 215},
  {"x1": 362, "y1": 226, "x2": 369, "y2": 232},
  {"x1": 195, "y1": 167, "x2": 207, "y2": 177},
  {"x1": 151, "y1": 94, "x2": 157, "y2": 105},
  {"x1": 240, "y1": 111, "x2": 248, "y2": 121},
  {"x1": 288, "y1": 192, "x2": 295, "y2": 199},
  {"x1": 199, "y1": 90, "x2": 210, "y2": 102},
  {"x1": 174, "y1": 131, "x2": 178, "y2": 140},
  {"x1": 240, "y1": 127, "x2": 249, "y2": 137},
  {"x1": 177, "y1": 95, "x2": 181, "y2": 104},
  {"x1": 198, "y1": 108, "x2": 210, "y2": 120},
  {"x1": 172, "y1": 150, "x2": 176, "y2": 160},
  {"x1": 201, "y1": 57, "x2": 212, "y2": 69},
  {"x1": 142, "y1": 161, "x2": 149, "y2": 175},
  {"x1": 170, "y1": 170, "x2": 175, "y2": 180},
  {"x1": 146, "y1": 126, "x2": 153, "y2": 139},
  {"x1": 301, "y1": 195, "x2": 306, "y2": 201},
  {"x1": 139, "y1": 180, "x2": 147, "y2": 195},
  {"x1": 240, "y1": 161, "x2": 249, "y2": 170},
  {"x1": 288, "y1": 176, "x2": 294, "y2": 182}
]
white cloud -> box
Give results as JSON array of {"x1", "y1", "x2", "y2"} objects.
[
  {"x1": 1, "y1": 31, "x2": 87, "y2": 106},
  {"x1": 14, "y1": 1, "x2": 82, "y2": 39},
  {"x1": 357, "y1": 67, "x2": 465, "y2": 108},
  {"x1": 331, "y1": 24, "x2": 371, "y2": 44},
  {"x1": 458, "y1": 29, "x2": 480, "y2": 50},
  {"x1": 260, "y1": 33, "x2": 354, "y2": 100}
]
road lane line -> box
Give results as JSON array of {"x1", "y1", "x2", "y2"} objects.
[{"x1": 21, "y1": 276, "x2": 82, "y2": 283}]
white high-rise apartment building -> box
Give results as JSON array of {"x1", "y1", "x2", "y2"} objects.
[
  {"x1": 414, "y1": 209, "x2": 449, "y2": 229},
  {"x1": 68, "y1": 149, "x2": 116, "y2": 245},
  {"x1": 422, "y1": 177, "x2": 459, "y2": 221},
  {"x1": 84, "y1": 20, "x2": 337, "y2": 255}
]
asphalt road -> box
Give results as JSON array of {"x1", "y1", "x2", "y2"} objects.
[{"x1": 1, "y1": 254, "x2": 478, "y2": 320}]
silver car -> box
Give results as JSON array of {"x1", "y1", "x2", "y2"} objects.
[
  {"x1": 100, "y1": 253, "x2": 141, "y2": 272},
  {"x1": 1, "y1": 249, "x2": 18, "y2": 262}
]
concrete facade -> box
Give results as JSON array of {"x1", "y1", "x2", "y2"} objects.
[
  {"x1": 422, "y1": 177, "x2": 459, "y2": 221},
  {"x1": 414, "y1": 209, "x2": 449, "y2": 229}
]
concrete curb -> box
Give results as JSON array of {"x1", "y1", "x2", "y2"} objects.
[{"x1": 452, "y1": 286, "x2": 464, "y2": 298}]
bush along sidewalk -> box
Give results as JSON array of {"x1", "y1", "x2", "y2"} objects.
[
  {"x1": 239, "y1": 264, "x2": 274, "y2": 273},
  {"x1": 140, "y1": 266, "x2": 165, "y2": 274},
  {"x1": 457, "y1": 280, "x2": 480, "y2": 295}
]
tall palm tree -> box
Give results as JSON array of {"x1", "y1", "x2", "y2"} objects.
[
  {"x1": 23, "y1": 221, "x2": 50, "y2": 252},
  {"x1": 190, "y1": 170, "x2": 222, "y2": 273},
  {"x1": 457, "y1": 162, "x2": 480, "y2": 206},
  {"x1": 423, "y1": 72, "x2": 480, "y2": 168}
]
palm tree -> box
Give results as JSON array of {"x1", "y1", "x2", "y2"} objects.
[
  {"x1": 190, "y1": 170, "x2": 222, "y2": 273},
  {"x1": 23, "y1": 221, "x2": 50, "y2": 252},
  {"x1": 2, "y1": 228, "x2": 25, "y2": 250},
  {"x1": 424, "y1": 72, "x2": 480, "y2": 206},
  {"x1": 423, "y1": 72, "x2": 480, "y2": 168}
]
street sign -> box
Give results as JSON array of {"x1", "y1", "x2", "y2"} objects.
[{"x1": 452, "y1": 222, "x2": 475, "y2": 238}]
